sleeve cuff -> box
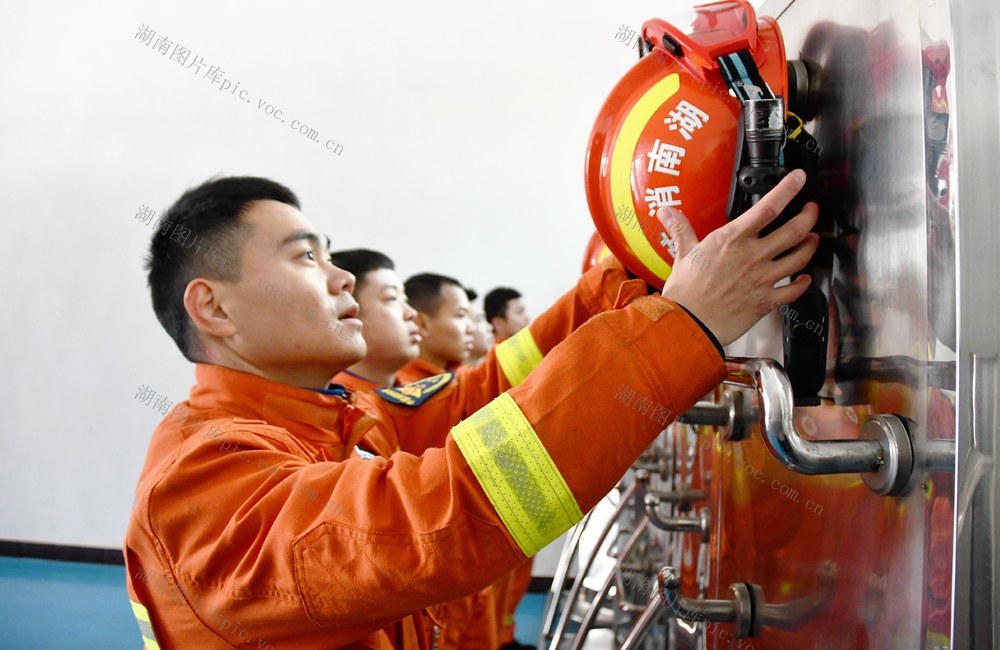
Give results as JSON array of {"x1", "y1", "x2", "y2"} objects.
[{"x1": 674, "y1": 303, "x2": 725, "y2": 360}]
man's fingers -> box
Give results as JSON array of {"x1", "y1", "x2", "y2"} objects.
[
  {"x1": 762, "y1": 233, "x2": 819, "y2": 285},
  {"x1": 759, "y1": 203, "x2": 819, "y2": 260},
  {"x1": 734, "y1": 170, "x2": 808, "y2": 236},
  {"x1": 656, "y1": 207, "x2": 699, "y2": 261},
  {"x1": 768, "y1": 274, "x2": 812, "y2": 309}
]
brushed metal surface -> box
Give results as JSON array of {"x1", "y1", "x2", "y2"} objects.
[{"x1": 708, "y1": 0, "x2": 963, "y2": 647}]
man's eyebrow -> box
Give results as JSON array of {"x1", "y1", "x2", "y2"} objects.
[{"x1": 278, "y1": 231, "x2": 325, "y2": 251}]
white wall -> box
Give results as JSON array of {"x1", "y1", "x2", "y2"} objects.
[{"x1": 0, "y1": 0, "x2": 711, "y2": 568}]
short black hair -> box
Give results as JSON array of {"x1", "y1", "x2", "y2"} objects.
[
  {"x1": 404, "y1": 273, "x2": 464, "y2": 317},
  {"x1": 465, "y1": 287, "x2": 478, "y2": 302},
  {"x1": 484, "y1": 287, "x2": 522, "y2": 323},
  {"x1": 145, "y1": 176, "x2": 300, "y2": 362},
  {"x1": 328, "y1": 249, "x2": 395, "y2": 292}
]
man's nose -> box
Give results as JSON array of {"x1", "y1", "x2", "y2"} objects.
[{"x1": 328, "y1": 266, "x2": 355, "y2": 295}]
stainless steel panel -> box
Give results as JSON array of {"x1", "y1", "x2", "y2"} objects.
[
  {"x1": 949, "y1": 0, "x2": 1000, "y2": 647},
  {"x1": 710, "y1": 0, "x2": 966, "y2": 647}
]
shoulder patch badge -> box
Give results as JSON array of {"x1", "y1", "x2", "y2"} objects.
[{"x1": 376, "y1": 372, "x2": 455, "y2": 407}]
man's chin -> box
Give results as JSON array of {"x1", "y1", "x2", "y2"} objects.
[{"x1": 328, "y1": 333, "x2": 367, "y2": 369}]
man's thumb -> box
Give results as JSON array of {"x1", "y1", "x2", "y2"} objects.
[{"x1": 656, "y1": 207, "x2": 699, "y2": 261}]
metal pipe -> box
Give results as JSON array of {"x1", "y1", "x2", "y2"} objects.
[
  {"x1": 548, "y1": 476, "x2": 646, "y2": 647},
  {"x1": 568, "y1": 517, "x2": 652, "y2": 650},
  {"x1": 677, "y1": 402, "x2": 733, "y2": 427},
  {"x1": 537, "y1": 511, "x2": 592, "y2": 649},
  {"x1": 924, "y1": 439, "x2": 957, "y2": 473},
  {"x1": 619, "y1": 591, "x2": 665, "y2": 650}
]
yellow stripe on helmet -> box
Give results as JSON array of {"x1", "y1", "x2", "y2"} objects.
[{"x1": 610, "y1": 73, "x2": 681, "y2": 282}]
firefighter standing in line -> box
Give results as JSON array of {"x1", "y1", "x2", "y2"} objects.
[
  {"x1": 328, "y1": 251, "x2": 501, "y2": 649},
  {"x1": 330, "y1": 251, "x2": 633, "y2": 648},
  {"x1": 397, "y1": 273, "x2": 476, "y2": 385},
  {"x1": 325, "y1": 249, "x2": 418, "y2": 392},
  {"x1": 484, "y1": 288, "x2": 531, "y2": 343},
  {"x1": 125, "y1": 171, "x2": 818, "y2": 647}
]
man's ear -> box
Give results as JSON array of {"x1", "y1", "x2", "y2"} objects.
[{"x1": 184, "y1": 279, "x2": 238, "y2": 341}]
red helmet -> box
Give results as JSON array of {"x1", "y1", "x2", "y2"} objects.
[{"x1": 585, "y1": 0, "x2": 789, "y2": 286}]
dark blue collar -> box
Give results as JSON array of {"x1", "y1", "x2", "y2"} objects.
[{"x1": 312, "y1": 384, "x2": 348, "y2": 399}]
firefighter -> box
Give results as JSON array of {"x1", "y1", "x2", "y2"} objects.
[
  {"x1": 330, "y1": 249, "x2": 634, "y2": 647},
  {"x1": 484, "y1": 287, "x2": 531, "y2": 343},
  {"x1": 125, "y1": 171, "x2": 818, "y2": 647},
  {"x1": 397, "y1": 273, "x2": 475, "y2": 384},
  {"x1": 326, "y1": 248, "x2": 418, "y2": 391},
  {"x1": 328, "y1": 249, "x2": 500, "y2": 649}
]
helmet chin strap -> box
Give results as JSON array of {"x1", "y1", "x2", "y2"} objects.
[{"x1": 717, "y1": 50, "x2": 777, "y2": 103}]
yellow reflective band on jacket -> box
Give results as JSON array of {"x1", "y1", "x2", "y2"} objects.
[
  {"x1": 495, "y1": 328, "x2": 543, "y2": 387},
  {"x1": 131, "y1": 599, "x2": 161, "y2": 650},
  {"x1": 451, "y1": 393, "x2": 583, "y2": 557}
]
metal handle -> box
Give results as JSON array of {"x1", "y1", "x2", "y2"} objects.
[
  {"x1": 537, "y1": 510, "x2": 592, "y2": 649},
  {"x1": 658, "y1": 562, "x2": 837, "y2": 638},
  {"x1": 756, "y1": 562, "x2": 837, "y2": 631},
  {"x1": 725, "y1": 357, "x2": 879, "y2": 473},
  {"x1": 644, "y1": 486, "x2": 705, "y2": 510},
  {"x1": 632, "y1": 445, "x2": 673, "y2": 478},
  {"x1": 658, "y1": 566, "x2": 756, "y2": 636},
  {"x1": 708, "y1": 357, "x2": 915, "y2": 495},
  {"x1": 644, "y1": 494, "x2": 710, "y2": 542}
]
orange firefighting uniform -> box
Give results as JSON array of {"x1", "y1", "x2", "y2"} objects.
[
  {"x1": 124, "y1": 278, "x2": 727, "y2": 648},
  {"x1": 396, "y1": 358, "x2": 457, "y2": 386},
  {"x1": 382, "y1": 362, "x2": 498, "y2": 650},
  {"x1": 341, "y1": 258, "x2": 633, "y2": 647},
  {"x1": 334, "y1": 369, "x2": 497, "y2": 650},
  {"x1": 496, "y1": 559, "x2": 533, "y2": 645}
]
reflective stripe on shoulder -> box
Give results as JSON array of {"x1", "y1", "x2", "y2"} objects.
[
  {"x1": 495, "y1": 328, "x2": 543, "y2": 387},
  {"x1": 130, "y1": 599, "x2": 161, "y2": 650},
  {"x1": 451, "y1": 393, "x2": 583, "y2": 557}
]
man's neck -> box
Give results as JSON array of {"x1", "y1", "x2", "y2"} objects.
[
  {"x1": 346, "y1": 359, "x2": 398, "y2": 387},
  {"x1": 417, "y1": 352, "x2": 450, "y2": 372},
  {"x1": 204, "y1": 348, "x2": 340, "y2": 390}
]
